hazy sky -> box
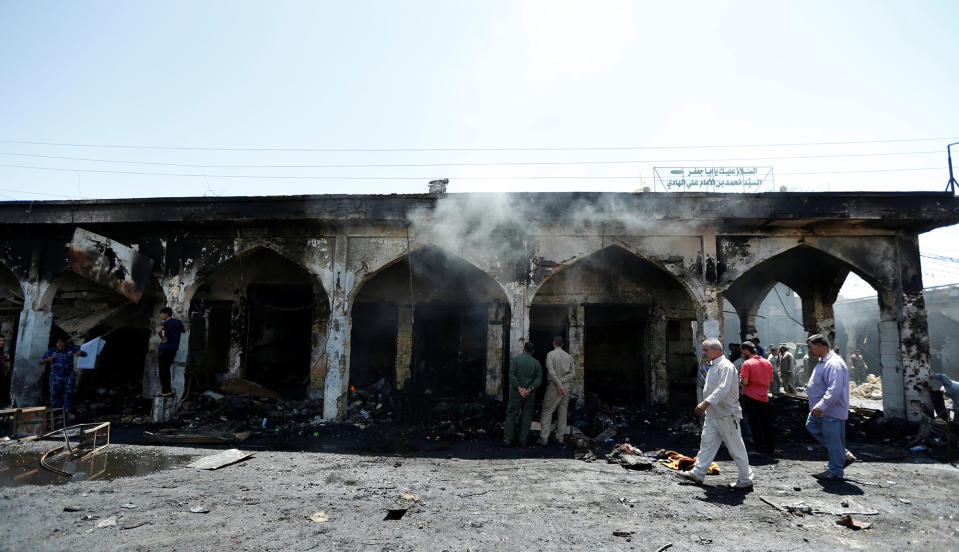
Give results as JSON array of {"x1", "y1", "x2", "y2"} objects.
[{"x1": 0, "y1": 1, "x2": 957, "y2": 293}]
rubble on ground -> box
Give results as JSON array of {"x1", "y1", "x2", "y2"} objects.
[{"x1": 851, "y1": 374, "x2": 883, "y2": 399}]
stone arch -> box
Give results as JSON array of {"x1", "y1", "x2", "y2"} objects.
[
  {"x1": 183, "y1": 243, "x2": 330, "y2": 310},
  {"x1": 533, "y1": 240, "x2": 704, "y2": 310},
  {"x1": 347, "y1": 245, "x2": 510, "y2": 411},
  {"x1": 185, "y1": 246, "x2": 331, "y2": 398},
  {"x1": 347, "y1": 243, "x2": 509, "y2": 314},
  {"x1": 723, "y1": 243, "x2": 895, "y2": 398},
  {"x1": 718, "y1": 236, "x2": 896, "y2": 293},
  {"x1": 529, "y1": 244, "x2": 700, "y2": 408}
]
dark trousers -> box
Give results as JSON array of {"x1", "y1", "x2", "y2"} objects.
[
  {"x1": 158, "y1": 349, "x2": 176, "y2": 394},
  {"x1": 742, "y1": 395, "x2": 775, "y2": 454},
  {"x1": 503, "y1": 390, "x2": 535, "y2": 445}
]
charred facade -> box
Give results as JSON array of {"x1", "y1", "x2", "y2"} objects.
[{"x1": 0, "y1": 191, "x2": 956, "y2": 422}]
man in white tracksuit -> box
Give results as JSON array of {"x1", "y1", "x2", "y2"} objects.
[
  {"x1": 679, "y1": 338, "x2": 754, "y2": 490},
  {"x1": 539, "y1": 336, "x2": 575, "y2": 445}
]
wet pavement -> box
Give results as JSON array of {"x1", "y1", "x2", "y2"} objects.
[{"x1": 0, "y1": 448, "x2": 196, "y2": 487}]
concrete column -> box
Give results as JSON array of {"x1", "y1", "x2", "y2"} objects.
[
  {"x1": 801, "y1": 294, "x2": 836, "y2": 346},
  {"x1": 648, "y1": 307, "x2": 669, "y2": 405},
  {"x1": 484, "y1": 302, "x2": 506, "y2": 398},
  {"x1": 741, "y1": 312, "x2": 759, "y2": 343},
  {"x1": 894, "y1": 234, "x2": 933, "y2": 421},
  {"x1": 877, "y1": 289, "x2": 905, "y2": 419},
  {"x1": 10, "y1": 282, "x2": 53, "y2": 407},
  {"x1": 322, "y1": 235, "x2": 352, "y2": 420},
  {"x1": 568, "y1": 304, "x2": 585, "y2": 403},
  {"x1": 395, "y1": 305, "x2": 413, "y2": 390},
  {"x1": 225, "y1": 292, "x2": 246, "y2": 380},
  {"x1": 308, "y1": 303, "x2": 329, "y2": 395},
  {"x1": 507, "y1": 283, "x2": 531, "y2": 360},
  {"x1": 141, "y1": 301, "x2": 165, "y2": 398}
]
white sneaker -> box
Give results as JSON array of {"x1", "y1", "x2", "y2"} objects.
[
  {"x1": 729, "y1": 480, "x2": 754, "y2": 490},
  {"x1": 677, "y1": 472, "x2": 704, "y2": 485}
]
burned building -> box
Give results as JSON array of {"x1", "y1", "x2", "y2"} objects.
[{"x1": 1, "y1": 191, "x2": 956, "y2": 422}]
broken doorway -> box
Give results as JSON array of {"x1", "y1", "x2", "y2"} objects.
[
  {"x1": 584, "y1": 305, "x2": 649, "y2": 404},
  {"x1": 530, "y1": 245, "x2": 697, "y2": 408},
  {"x1": 350, "y1": 246, "x2": 508, "y2": 411},
  {"x1": 187, "y1": 248, "x2": 329, "y2": 399}
]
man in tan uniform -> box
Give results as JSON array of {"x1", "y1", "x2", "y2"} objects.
[{"x1": 539, "y1": 336, "x2": 575, "y2": 446}]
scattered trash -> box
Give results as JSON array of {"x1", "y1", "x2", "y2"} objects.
[
  {"x1": 309, "y1": 511, "x2": 330, "y2": 523},
  {"x1": 220, "y1": 378, "x2": 280, "y2": 399},
  {"x1": 120, "y1": 520, "x2": 152, "y2": 530},
  {"x1": 592, "y1": 427, "x2": 617, "y2": 443},
  {"x1": 120, "y1": 503, "x2": 136, "y2": 509},
  {"x1": 758, "y1": 496, "x2": 786, "y2": 513},
  {"x1": 909, "y1": 445, "x2": 927, "y2": 452},
  {"x1": 96, "y1": 516, "x2": 118, "y2": 528},
  {"x1": 144, "y1": 430, "x2": 249, "y2": 445},
  {"x1": 612, "y1": 530, "x2": 634, "y2": 538},
  {"x1": 898, "y1": 498, "x2": 912, "y2": 504},
  {"x1": 187, "y1": 448, "x2": 254, "y2": 470},
  {"x1": 784, "y1": 503, "x2": 813, "y2": 515},
  {"x1": 201, "y1": 390, "x2": 225, "y2": 401},
  {"x1": 836, "y1": 514, "x2": 871, "y2": 530},
  {"x1": 189, "y1": 506, "x2": 209, "y2": 514},
  {"x1": 63, "y1": 506, "x2": 83, "y2": 512}
]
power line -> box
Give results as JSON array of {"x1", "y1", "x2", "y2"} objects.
[
  {"x1": 0, "y1": 149, "x2": 943, "y2": 169},
  {"x1": 0, "y1": 136, "x2": 956, "y2": 153},
  {"x1": 0, "y1": 163, "x2": 948, "y2": 180},
  {"x1": 921, "y1": 253, "x2": 959, "y2": 264},
  {"x1": 772, "y1": 287, "x2": 805, "y2": 327}
]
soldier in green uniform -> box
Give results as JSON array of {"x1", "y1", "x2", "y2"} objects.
[{"x1": 502, "y1": 342, "x2": 542, "y2": 447}]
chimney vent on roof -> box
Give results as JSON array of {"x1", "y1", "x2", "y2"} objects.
[{"x1": 428, "y1": 179, "x2": 448, "y2": 194}]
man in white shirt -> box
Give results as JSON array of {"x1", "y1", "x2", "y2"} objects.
[{"x1": 679, "y1": 339, "x2": 754, "y2": 490}]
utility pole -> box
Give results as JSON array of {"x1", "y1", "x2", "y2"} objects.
[{"x1": 947, "y1": 141, "x2": 959, "y2": 194}]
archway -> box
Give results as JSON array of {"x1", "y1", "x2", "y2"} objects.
[
  {"x1": 724, "y1": 245, "x2": 889, "y2": 398},
  {"x1": 42, "y1": 270, "x2": 164, "y2": 408},
  {"x1": 349, "y1": 246, "x2": 508, "y2": 407},
  {"x1": 530, "y1": 245, "x2": 698, "y2": 407},
  {"x1": 187, "y1": 248, "x2": 330, "y2": 398}
]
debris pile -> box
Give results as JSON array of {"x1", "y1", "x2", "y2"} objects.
[{"x1": 850, "y1": 374, "x2": 883, "y2": 399}]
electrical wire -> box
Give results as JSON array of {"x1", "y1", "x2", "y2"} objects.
[
  {"x1": 0, "y1": 163, "x2": 947, "y2": 180},
  {"x1": 0, "y1": 135, "x2": 955, "y2": 152},
  {"x1": 0, "y1": 149, "x2": 943, "y2": 169},
  {"x1": 772, "y1": 287, "x2": 805, "y2": 327}
]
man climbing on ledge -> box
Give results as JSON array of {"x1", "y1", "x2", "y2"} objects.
[
  {"x1": 157, "y1": 307, "x2": 185, "y2": 398},
  {"x1": 502, "y1": 342, "x2": 541, "y2": 447},
  {"x1": 678, "y1": 338, "x2": 754, "y2": 490},
  {"x1": 39, "y1": 338, "x2": 87, "y2": 417}
]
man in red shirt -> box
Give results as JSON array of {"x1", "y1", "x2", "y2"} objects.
[{"x1": 740, "y1": 341, "x2": 776, "y2": 455}]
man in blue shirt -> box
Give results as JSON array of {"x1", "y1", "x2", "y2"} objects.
[
  {"x1": 157, "y1": 307, "x2": 185, "y2": 397},
  {"x1": 39, "y1": 338, "x2": 87, "y2": 414},
  {"x1": 804, "y1": 334, "x2": 851, "y2": 480}
]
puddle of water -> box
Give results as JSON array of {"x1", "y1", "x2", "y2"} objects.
[{"x1": 0, "y1": 448, "x2": 194, "y2": 487}]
